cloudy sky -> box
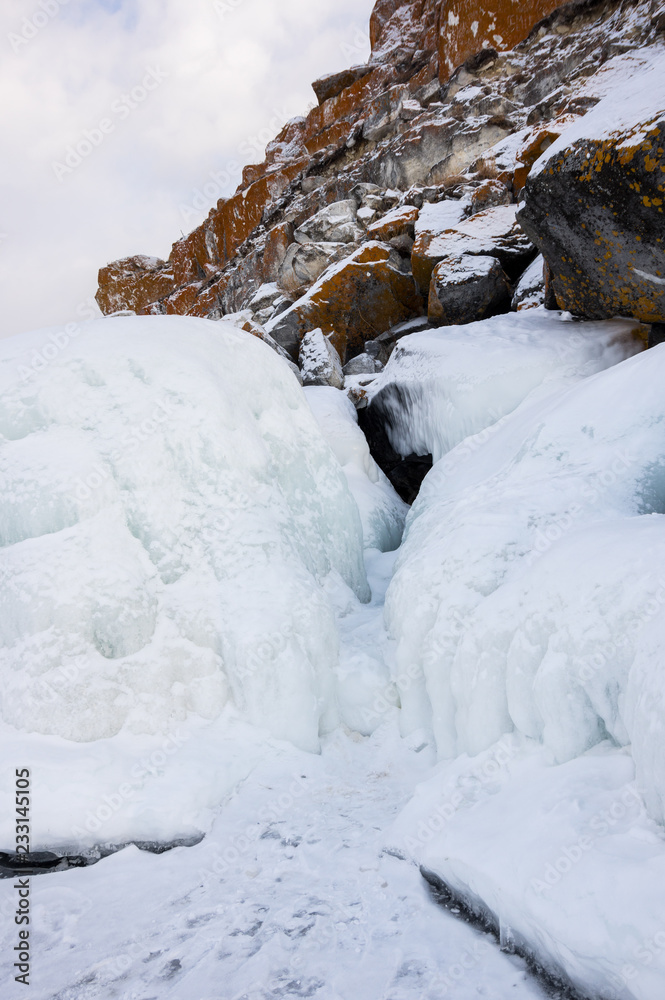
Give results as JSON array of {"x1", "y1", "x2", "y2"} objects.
[{"x1": 0, "y1": 0, "x2": 376, "y2": 339}]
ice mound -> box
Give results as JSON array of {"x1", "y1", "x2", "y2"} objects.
[
  {"x1": 367, "y1": 309, "x2": 644, "y2": 463},
  {"x1": 386, "y1": 339, "x2": 665, "y2": 1000},
  {"x1": 386, "y1": 341, "x2": 665, "y2": 772},
  {"x1": 0, "y1": 316, "x2": 369, "y2": 754},
  {"x1": 390, "y1": 737, "x2": 665, "y2": 1000},
  {"x1": 304, "y1": 386, "x2": 408, "y2": 553}
]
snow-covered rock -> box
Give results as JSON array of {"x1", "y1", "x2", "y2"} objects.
[
  {"x1": 512, "y1": 253, "x2": 545, "y2": 311},
  {"x1": 267, "y1": 242, "x2": 423, "y2": 363},
  {"x1": 278, "y1": 241, "x2": 351, "y2": 299},
  {"x1": 342, "y1": 353, "x2": 382, "y2": 377},
  {"x1": 294, "y1": 199, "x2": 363, "y2": 245},
  {"x1": 518, "y1": 47, "x2": 665, "y2": 324},
  {"x1": 428, "y1": 253, "x2": 511, "y2": 325},
  {"x1": 299, "y1": 327, "x2": 344, "y2": 388},
  {"x1": 411, "y1": 198, "x2": 468, "y2": 292},
  {"x1": 414, "y1": 203, "x2": 535, "y2": 298}
]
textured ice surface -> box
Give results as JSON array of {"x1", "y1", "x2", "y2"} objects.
[
  {"x1": 385, "y1": 339, "x2": 665, "y2": 1000},
  {"x1": 367, "y1": 309, "x2": 644, "y2": 463},
  {"x1": 0, "y1": 315, "x2": 369, "y2": 759},
  {"x1": 3, "y1": 308, "x2": 665, "y2": 1000},
  {"x1": 391, "y1": 737, "x2": 665, "y2": 1000},
  {"x1": 0, "y1": 724, "x2": 551, "y2": 1000},
  {"x1": 304, "y1": 386, "x2": 408, "y2": 553},
  {"x1": 386, "y1": 341, "x2": 665, "y2": 767}
]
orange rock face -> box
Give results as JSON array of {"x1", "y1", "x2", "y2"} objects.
[
  {"x1": 267, "y1": 242, "x2": 424, "y2": 362},
  {"x1": 96, "y1": 256, "x2": 176, "y2": 316},
  {"x1": 366, "y1": 205, "x2": 419, "y2": 242},
  {"x1": 437, "y1": 1, "x2": 563, "y2": 78},
  {"x1": 512, "y1": 117, "x2": 580, "y2": 192},
  {"x1": 369, "y1": 1, "x2": 564, "y2": 83},
  {"x1": 312, "y1": 66, "x2": 374, "y2": 105},
  {"x1": 95, "y1": 0, "x2": 627, "y2": 324}
]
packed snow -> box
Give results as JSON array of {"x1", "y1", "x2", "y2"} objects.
[
  {"x1": 0, "y1": 720, "x2": 553, "y2": 1000},
  {"x1": 2, "y1": 307, "x2": 665, "y2": 1000},
  {"x1": 390, "y1": 738, "x2": 665, "y2": 1000}
]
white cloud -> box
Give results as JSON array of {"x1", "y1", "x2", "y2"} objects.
[{"x1": 0, "y1": 0, "x2": 375, "y2": 337}]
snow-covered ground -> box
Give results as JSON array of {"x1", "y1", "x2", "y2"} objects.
[
  {"x1": 2, "y1": 310, "x2": 665, "y2": 999},
  {"x1": 0, "y1": 551, "x2": 552, "y2": 1000},
  {"x1": 0, "y1": 723, "x2": 555, "y2": 1000}
]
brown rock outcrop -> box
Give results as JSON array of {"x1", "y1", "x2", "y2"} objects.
[
  {"x1": 96, "y1": 256, "x2": 176, "y2": 316},
  {"x1": 437, "y1": 1, "x2": 563, "y2": 78},
  {"x1": 95, "y1": 0, "x2": 660, "y2": 334},
  {"x1": 313, "y1": 66, "x2": 374, "y2": 105},
  {"x1": 412, "y1": 204, "x2": 534, "y2": 293},
  {"x1": 267, "y1": 242, "x2": 424, "y2": 361},
  {"x1": 428, "y1": 253, "x2": 511, "y2": 323},
  {"x1": 367, "y1": 205, "x2": 419, "y2": 241}
]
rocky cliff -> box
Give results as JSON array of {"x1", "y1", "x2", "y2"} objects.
[{"x1": 96, "y1": 0, "x2": 665, "y2": 419}]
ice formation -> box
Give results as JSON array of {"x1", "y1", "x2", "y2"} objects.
[
  {"x1": 384, "y1": 333, "x2": 665, "y2": 999},
  {"x1": 304, "y1": 386, "x2": 407, "y2": 553},
  {"x1": 390, "y1": 736, "x2": 665, "y2": 1000},
  {"x1": 385, "y1": 337, "x2": 664, "y2": 766},
  {"x1": 0, "y1": 316, "x2": 369, "y2": 757},
  {"x1": 2, "y1": 307, "x2": 665, "y2": 999},
  {"x1": 367, "y1": 309, "x2": 645, "y2": 463}
]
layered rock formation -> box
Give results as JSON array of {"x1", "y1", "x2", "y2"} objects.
[
  {"x1": 95, "y1": 0, "x2": 664, "y2": 507},
  {"x1": 97, "y1": 1, "x2": 662, "y2": 357}
]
